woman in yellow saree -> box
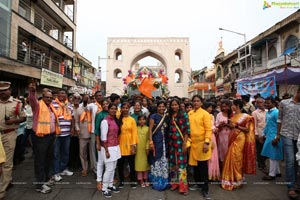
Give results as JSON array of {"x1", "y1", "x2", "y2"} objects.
[{"x1": 221, "y1": 99, "x2": 256, "y2": 191}]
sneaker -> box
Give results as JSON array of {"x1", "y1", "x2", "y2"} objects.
[
  {"x1": 52, "y1": 174, "x2": 62, "y2": 182},
  {"x1": 102, "y1": 190, "x2": 112, "y2": 198},
  {"x1": 202, "y1": 191, "x2": 211, "y2": 200},
  {"x1": 108, "y1": 185, "x2": 120, "y2": 193},
  {"x1": 36, "y1": 184, "x2": 52, "y2": 194},
  {"x1": 46, "y1": 179, "x2": 55, "y2": 186},
  {"x1": 130, "y1": 183, "x2": 137, "y2": 189},
  {"x1": 60, "y1": 169, "x2": 73, "y2": 176},
  {"x1": 189, "y1": 184, "x2": 200, "y2": 191},
  {"x1": 118, "y1": 183, "x2": 124, "y2": 189},
  {"x1": 262, "y1": 175, "x2": 275, "y2": 180}
]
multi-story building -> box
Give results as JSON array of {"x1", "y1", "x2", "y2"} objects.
[
  {"x1": 214, "y1": 9, "x2": 300, "y2": 98},
  {"x1": 70, "y1": 52, "x2": 97, "y2": 95},
  {"x1": 0, "y1": 0, "x2": 77, "y2": 96},
  {"x1": 188, "y1": 66, "x2": 216, "y2": 99}
]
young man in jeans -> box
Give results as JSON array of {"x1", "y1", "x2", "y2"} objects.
[
  {"x1": 51, "y1": 89, "x2": 74, "y2": 182},
  {"x1": 278, "y1": 87, "x2": 300, "y2": 200}
]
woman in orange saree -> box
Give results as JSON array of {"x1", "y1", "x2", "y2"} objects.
[{"x1": 221, "y1": 99, "x2": 256, "y2": 191}]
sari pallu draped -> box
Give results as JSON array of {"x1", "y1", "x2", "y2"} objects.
[
  {"x1": 148, "y1": 113, "x2": 169, "y2": 191},
  {"x1": 221, "y1": 113, "x2": 256, "y2": 191}
]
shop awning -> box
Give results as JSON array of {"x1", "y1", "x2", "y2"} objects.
[{"x1": 237, "y1": 67, "x2": 300, "y2": 85}]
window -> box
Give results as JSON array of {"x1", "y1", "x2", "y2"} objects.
[
  {"x1": 115, "y1": 49, "x2": 122, "y2": 60},
  {"x1": 285, "y1": 35, "x2": 298, "y2": 50},
  {"x1": 216, "y1": 66, "x2": 221, "y2": 79},
  {"x1": 175, "y1": 49, "x2": 182, "y2": 61},
  {"x1": 175, "y1": 69, "x2": 182, "y2": 83},
  {"x1": 223, "y1": 65, "x2": 228, "y2": 76},
  {"x1": 114, "y1": 68, "x2": 122, "y2": 79},
  {"x1": 268, "y1": 46, "x2": 277, "y2": 60}
]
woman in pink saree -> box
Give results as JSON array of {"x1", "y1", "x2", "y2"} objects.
[{"x1": 215, "y1": 100, "x2": 232, "y2": 168}]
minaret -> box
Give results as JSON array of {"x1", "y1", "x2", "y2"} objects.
[{"x1": 217, "y1": 37, "x2": 225, "y2": 55}]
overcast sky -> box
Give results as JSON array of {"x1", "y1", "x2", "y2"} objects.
[{"x1": 76, "y1": 0, "x2": 297, "y2": 80}]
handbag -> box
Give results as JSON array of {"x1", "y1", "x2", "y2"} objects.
[{"x1": 172, "y1": 117, "x2": 191, "y2": 148}]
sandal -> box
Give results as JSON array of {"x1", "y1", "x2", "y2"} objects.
[
  {"x1": 97, "y1": 182, "x2": 103, "y2": 191},
  {"x1": 170, "y1": 185, "x2": 178, "y2": 191},
  {"x1": 288, "y1": 190, "x2": 298, "y2": 200}
]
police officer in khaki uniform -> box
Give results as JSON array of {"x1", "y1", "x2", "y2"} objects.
[{"x1": 0, "y1": 81, "x2": 26, "y2": 200}]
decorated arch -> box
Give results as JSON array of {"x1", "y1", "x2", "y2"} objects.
[{"x1": 106, "y1": 37, "x2": 191, "y2": 97}]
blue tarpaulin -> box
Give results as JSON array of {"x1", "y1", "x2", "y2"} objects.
[{"x1": 280, "y1": 47, "x2": 296, "y2": 56}]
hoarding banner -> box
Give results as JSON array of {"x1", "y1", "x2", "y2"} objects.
[
  {"x1": 237, "y1": 76, "x2": 277, "y2": 98},
  {"x1": 41, "y1": 68, "x2": 63, "y2": 88}
]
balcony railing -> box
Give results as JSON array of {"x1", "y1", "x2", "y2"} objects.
[
  {"x1": 16, "y1": 44, "x2": 73, "y2": 79},
  {"x1": 18, "y1": 0, "x2": 73, "y2": 49},
  {"x1": 267, "y1": 56, "x2": 290, "y2": 69},
  {"x1": 52, "y1": 0, "x2": 74, "y2": 21}
]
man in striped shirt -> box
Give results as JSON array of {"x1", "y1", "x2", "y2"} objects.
[{"x1": 51, "y1": 89, "x2": 74, "y2": 182}]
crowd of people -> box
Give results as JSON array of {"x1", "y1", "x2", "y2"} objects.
[{"x1": 0, "y1": 80, "x2": 300, "y2": 200}]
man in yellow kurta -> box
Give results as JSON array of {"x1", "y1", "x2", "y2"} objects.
[{"x1": 188, "y1": 95, "x2": 212, "y2": 200}]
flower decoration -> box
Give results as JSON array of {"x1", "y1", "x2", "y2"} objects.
[
  {"x1": 129, "y1": 81, "x2": 138, "y2": 90},
  {"x1": 138, "y1": 72, "x2": 143, "y2": 79},
  {"x1": 159, "y1": 69, "x2": 164, "y2": 74},
  {"x1": 128, "y1": 70, "x2": 133, "y2": 77},
  {"x1": 148, "y1": 72, "x2": 153, "y2": 78},
  {"x1": 153, "y1": 81, "x2": 160, "y2": 89}
]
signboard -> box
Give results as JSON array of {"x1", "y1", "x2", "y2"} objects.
[
  {"x1": 41, "y1": 68, "x2": 63, "y2": 88},
  {"x1": 237, "y1": 76, "x2": 277, "y2": 98}
]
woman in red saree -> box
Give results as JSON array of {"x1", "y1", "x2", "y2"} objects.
[{"x1": 221, "y1": 99, "x2": 256, "y2": 191}]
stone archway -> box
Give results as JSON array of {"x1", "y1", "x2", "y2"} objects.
[
  {"x1": 106, "y1": 37, "x2": 191, "y2": 97},
  {"x1": 130, "y1": 49, "x2": 168, "y2": 71}
]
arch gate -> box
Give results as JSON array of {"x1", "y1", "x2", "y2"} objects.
[{"x1": 106, "y1": 37, "x2": 191, "y2": 97}]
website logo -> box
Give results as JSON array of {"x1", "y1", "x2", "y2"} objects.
[
  {"x1": 263, "y1": 1, "x2": 272, "y2": 9},
  {"x1": 263, "y1": 1, "x2": 300, "y2": 9}
]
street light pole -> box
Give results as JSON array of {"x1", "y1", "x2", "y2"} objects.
[
  {"x1": 219, "y1": 28, "x2": 246, "y2": 43},
  {"x1": 97, "y1": 56, "x2": 113, "y2": 95}
]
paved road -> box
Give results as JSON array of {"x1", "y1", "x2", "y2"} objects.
[{"x1": 6, "y1": 153, "x2": 289, "y2": 200}]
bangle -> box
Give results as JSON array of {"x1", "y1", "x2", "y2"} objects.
[{"x1": 149, "y1": 141, "x2": 153, "y2": 145}]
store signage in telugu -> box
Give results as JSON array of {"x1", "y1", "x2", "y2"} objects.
[{"x1": 41, "y1": 68, "x2": 63, "y2": 88}]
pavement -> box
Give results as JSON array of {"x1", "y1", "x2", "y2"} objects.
[{"x1": 6, "y1": 151, "x2": 290, "y2": 200}]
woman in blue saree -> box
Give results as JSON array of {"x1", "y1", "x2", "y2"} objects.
[{"x1": 148, "y1": 100, "x2": 169, "y2": 191}]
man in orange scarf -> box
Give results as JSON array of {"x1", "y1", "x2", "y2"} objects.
[
  {"x1": 74, "y1": 94, "x2": 93, "y2": 177},
  {"x1": 27, "y1": 83, "x2": 58, "y2": 194},
  {"x1": 51, "y1": 89, "x2": 74, "y2": 182}
]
